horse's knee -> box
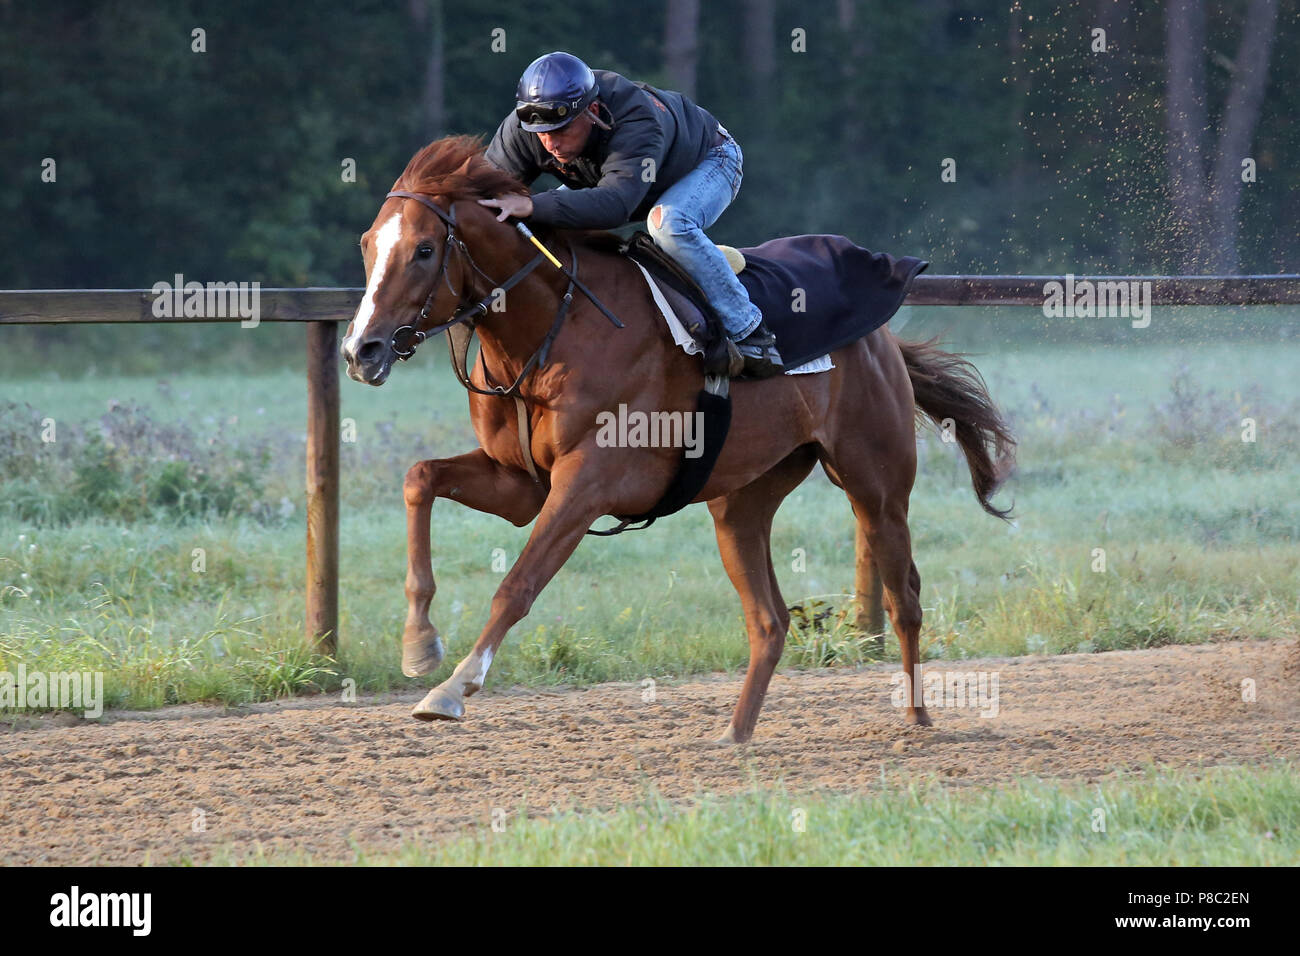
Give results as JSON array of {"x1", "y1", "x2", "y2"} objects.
[
  {"x1": 757, "y1": 633, "x2": 785, "y2": 667},
  {"x1": 403, "y1": 460, "x2": 439, "y2": 508}
]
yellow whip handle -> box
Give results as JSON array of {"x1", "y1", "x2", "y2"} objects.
[{"x1": 514, "y1": 221, "x2": 564, "y2": 270}]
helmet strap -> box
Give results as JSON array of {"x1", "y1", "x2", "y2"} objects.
[{"x1": 586, "y1": 100, "x2": 612, "y2": 131}]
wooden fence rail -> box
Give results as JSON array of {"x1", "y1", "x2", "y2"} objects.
[
  {"x1": 4, "y1": 274, "x2": 1298, "y2": 651},
  {"x1": 3, "y1": 275, "x2": 1300, "y2": 325}
]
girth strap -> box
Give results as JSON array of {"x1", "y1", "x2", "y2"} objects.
[{"x1": 587, "y1": 383, "x2": 732, "y2": 536}]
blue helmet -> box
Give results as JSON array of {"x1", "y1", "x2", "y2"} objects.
[{"x1": 514, "y1": 52, "x2": 597, "y2": 132}]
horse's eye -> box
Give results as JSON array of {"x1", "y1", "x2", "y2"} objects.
[{"x1": 417, "y1": 245, "x2": 434, "y2": 259}]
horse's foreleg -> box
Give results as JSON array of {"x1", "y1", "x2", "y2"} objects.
[
  {"x1": 412, "y1": 460, "x2": 608, "y2": 721},
  {"x1": 401, "y1": 449, "x2": 547, "y2": 676}
]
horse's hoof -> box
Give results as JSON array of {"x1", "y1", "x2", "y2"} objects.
[
  {"x1": 401, "y1": 629, "x2": 444, "y2": 677},
  {"x1": 411, "y1": 684, "x2": 465, "y2": 722},
  {"x1": 712, "y1": 725, "x2": 747, "y2": 746},
  {"x1": 905, "y1": 708, "x2": 933, "y2": 727}
]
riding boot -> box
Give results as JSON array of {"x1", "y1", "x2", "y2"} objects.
[{"x1": 734, "y1": 321, "x2": 785, "y2": 378}]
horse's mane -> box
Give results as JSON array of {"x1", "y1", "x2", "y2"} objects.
[
  {"x1": 393, "y1": 135, "x2": 627, "y2": 253},
  {"x1": 393, "y1": 135, "x2": 530, "y2": 202}
]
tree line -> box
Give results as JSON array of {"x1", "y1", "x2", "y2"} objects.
[{"x1": 1, "y1": 0, "x2": 1294, "y2": 290}]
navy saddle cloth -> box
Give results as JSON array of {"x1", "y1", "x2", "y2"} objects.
[{"x1": 734, "y1": 235, "x2": 929, "y2": 369}]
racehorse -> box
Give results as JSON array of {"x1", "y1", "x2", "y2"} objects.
[{"x1": 340, "y1": 135, "x2": 1015, "y2": 743}]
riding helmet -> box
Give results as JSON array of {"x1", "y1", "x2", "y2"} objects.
[{"x1": 515, "y1": 52, "x2": 598, "y2": 132}]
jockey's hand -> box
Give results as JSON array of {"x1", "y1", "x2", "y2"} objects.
[{"x1": 478, "y1": 194, "x2": 533, "y2": 222}]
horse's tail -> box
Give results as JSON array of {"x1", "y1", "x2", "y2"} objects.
[{"x1": 896, "y1": 335, "x2": 1017, "y2": 520}]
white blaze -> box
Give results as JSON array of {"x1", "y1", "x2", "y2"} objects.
[{"x1": 344, "y1": 212, "x2": 403, "y2": 352}]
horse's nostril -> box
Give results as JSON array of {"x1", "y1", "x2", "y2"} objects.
[{"x1": 357, "y1": 340, "x2": 386, "y2": 365}]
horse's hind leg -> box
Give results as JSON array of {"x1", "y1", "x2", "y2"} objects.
[
  {"x1": 820, "y1": 426, "x2": 930, "y2": 725},
  {"x1": 401, "y1": 449, "x2": 547, "y2": 676},
  {"x1": 709, "y1": 446, "x2": 818, "y2": 744},
  {"x1": 823, "y1": 458, "x2": 929, "y2": 725},
  {"x1": 853, "y1": 499, "x2": 929, "y2": 725}
]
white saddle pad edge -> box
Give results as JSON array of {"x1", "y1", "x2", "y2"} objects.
[{"x1": 632, "y1": 262, "x2": 833, "y2": 376}]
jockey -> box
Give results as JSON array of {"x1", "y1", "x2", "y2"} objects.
[{"x1": 480, "y1": 51, "x2": 784, "y2": 378}]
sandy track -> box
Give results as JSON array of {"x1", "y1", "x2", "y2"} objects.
[{"x1": 2, "y1": 640, "x2": 1296, "y2": 864}]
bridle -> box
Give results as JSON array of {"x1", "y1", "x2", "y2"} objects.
[
  {"x1": 382, "y1": 189, "x2": 623, "y2": 386},
  {"x1": 379, "y1": 188, "x2": 624, "y2": 481},
  {"x1": 384, "y1": 189, "x2": 543, "y2": 365}
]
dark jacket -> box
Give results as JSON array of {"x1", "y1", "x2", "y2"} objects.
[{"x1": 484, "y1": 70, "x2": 721, "y2": 230}]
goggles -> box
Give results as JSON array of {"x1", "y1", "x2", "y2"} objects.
[{"x1": 515, "y1": 99, "x2": 583, "y2": 133}]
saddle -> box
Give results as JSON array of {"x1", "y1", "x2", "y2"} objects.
[{"x1": 618, "y1": 231, "x2": 743, "y2": 379}]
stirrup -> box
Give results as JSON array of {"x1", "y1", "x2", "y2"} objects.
[{"x1": 734, "y1": 323, "x2": 784, "y2": 379}]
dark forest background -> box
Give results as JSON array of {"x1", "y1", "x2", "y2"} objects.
[{"x1": 1, "y1": 0, "x2": 1295, "y2": 289}]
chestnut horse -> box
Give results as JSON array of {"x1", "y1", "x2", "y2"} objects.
[{"x1": 340, "y1": 136, "x2": 1015, "y2": 743}]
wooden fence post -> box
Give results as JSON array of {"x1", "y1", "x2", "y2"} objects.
[
  {"x1": 305, "y1": 320, "x2": 341, "y2": 654},
  {"x1": 854, "y1": 522, "x2": 886, "y2": 646}
]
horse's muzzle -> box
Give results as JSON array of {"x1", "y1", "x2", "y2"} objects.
[{"x1": 342, "y1": 336, "x2": 394, "y2": 386}]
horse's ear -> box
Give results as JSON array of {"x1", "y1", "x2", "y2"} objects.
[{"x1": 454, "y1": 155, "x2": 475, "y2": 176}]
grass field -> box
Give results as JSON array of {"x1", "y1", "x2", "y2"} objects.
[
  {"x1": 204, "y1": 763, "x2": 1299, "y2": 866},
  {"x1": 2, "y1": 306, "x2": 1298, "y2": 712}
]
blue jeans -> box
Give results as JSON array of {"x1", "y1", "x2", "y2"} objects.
[{"x1": 645, "y1": 132, "x2": 763, "y2": 340}]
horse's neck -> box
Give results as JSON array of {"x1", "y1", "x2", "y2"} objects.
[
  {"x1": 471, "y1": 233, "x2": 655, "y2": 391},
  {"x1": 470, "y1": 247, "x2": 566, "y2": 379},
  {"x1": 470, "y1": 234, "x2": 599, "y2": 350}
]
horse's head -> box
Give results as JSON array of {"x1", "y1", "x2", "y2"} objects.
[
  {"x1": 340, "y1": 135, "x2": 528, "y2": 386},
  {"x1": 340, "y1": 193, "x2": 449, "y2": 386}
]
